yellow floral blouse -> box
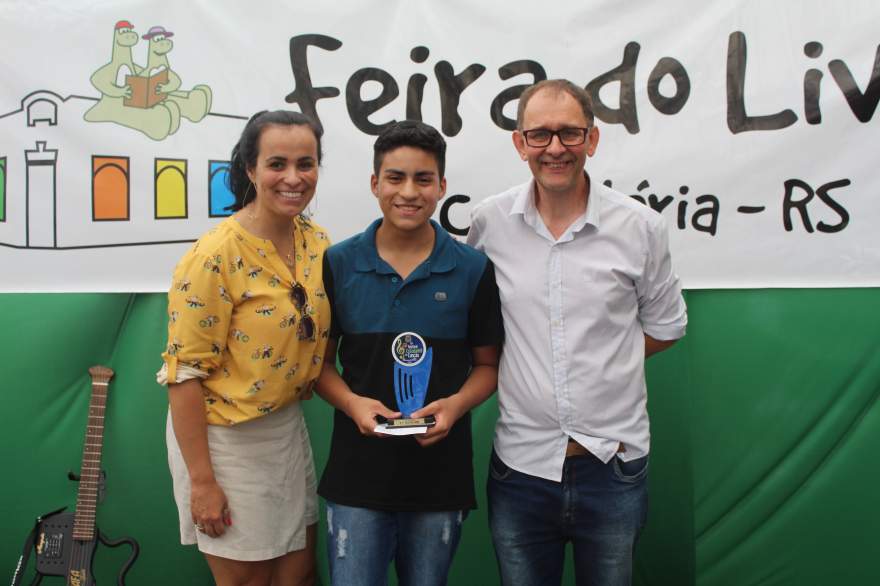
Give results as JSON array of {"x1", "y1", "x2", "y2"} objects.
[{"x1": 162, "y1": 215, "x2": 331, "y2": 425}]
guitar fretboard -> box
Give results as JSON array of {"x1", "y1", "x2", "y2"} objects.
[{"x1": 73, "y1": 366, "x2": 113, "y2": 541}]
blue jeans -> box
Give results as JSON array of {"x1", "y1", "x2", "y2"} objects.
[
  {"x1": 325, "y1": 501, "x2": 465, "y2": 586},
  {"x1": 488, "y1": 449, "x2": 649, "y2": 586}
]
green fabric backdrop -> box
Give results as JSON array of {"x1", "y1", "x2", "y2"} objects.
[{"x1": 1, "y1": 290, "x2": 877, "y2": 585}]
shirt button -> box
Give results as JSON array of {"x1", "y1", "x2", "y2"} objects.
[
  {"x1": 394, "y1": 300, "x2": 401, "y2": 307},
  {"x1": 391, "y1": 277, "x2": 399, "y2": 283}
]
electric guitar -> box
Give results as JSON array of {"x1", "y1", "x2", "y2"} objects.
[{"x1": 12, "y1": 366, "x2": 139, "y2": 586}]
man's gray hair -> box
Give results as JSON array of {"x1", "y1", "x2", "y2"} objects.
[{"x1": 516, "y1": 79, "x2": 595, "y2": 129}]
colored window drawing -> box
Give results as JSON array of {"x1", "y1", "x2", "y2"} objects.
[
  {"x1": 155, "y1": 158, "x2": 187, "y2": 219},
  {"x1": 92, "y1": 156, "x2": 130, "y2": 221},
  {"x1": 208, "y1": 160, "x2": 234, "y2": 217},
  {"x1": 1, "y1": 157, "x2": 6, "y2": 222}
]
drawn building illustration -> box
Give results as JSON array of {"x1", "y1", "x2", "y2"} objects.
[{"x1": 0, "y1": 90, "x2": 246, "y2": 250}]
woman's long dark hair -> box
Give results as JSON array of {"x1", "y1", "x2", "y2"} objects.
[{"x1": 225, "y1": 110, "x2": 323, "y2": 211}]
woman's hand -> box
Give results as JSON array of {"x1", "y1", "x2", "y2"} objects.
[
  {"x1": 190, "y1": 478, "x2": 232, "y2": 538},
  {"x1": 169, "y1": 379, "x2": 230, "y2": 538}
]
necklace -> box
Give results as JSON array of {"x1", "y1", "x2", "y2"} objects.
[{"x1": 284, "y1": 226, "x2": 296, "y2": 268}]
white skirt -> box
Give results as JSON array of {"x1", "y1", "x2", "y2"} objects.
[{"x1": 166, "y1": 401, "x2": 318, "y2": 561}]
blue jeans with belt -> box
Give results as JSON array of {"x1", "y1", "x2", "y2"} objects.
[
  {"x1": 487, "y1": 448, "x2": 649, "y2": 586},
  {"x1": 325, "y1": 501, "x2": 465, "y2": 586}
]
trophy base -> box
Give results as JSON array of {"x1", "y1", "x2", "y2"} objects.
[{"x1": 384, "y1": 415, "x2": 436, "y2": 429}]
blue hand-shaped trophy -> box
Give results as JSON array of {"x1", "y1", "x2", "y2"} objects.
[{"x1": 388, "y1": 332, "x2": 435, "y2": 428}]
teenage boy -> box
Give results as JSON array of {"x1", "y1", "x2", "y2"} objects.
[{"x1": 316, "y1": 120, "x2": 503, "y2": 586}]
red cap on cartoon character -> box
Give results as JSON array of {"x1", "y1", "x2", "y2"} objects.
[
  {"x1": 115, "y1": 20, "x2": 134, "y2": 30},
  {"x1": 143, "y1": 26, "x2": 174, "y2": 39}
]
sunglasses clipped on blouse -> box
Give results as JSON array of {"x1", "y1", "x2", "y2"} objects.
[{"x1": 288, "y1": 282, "x2": 316, "y2": 341}]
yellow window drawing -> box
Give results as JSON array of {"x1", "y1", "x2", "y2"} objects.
[
  {"x1": 156, "y1": 159, "x2": 188, "y2": 219},
  {"x1": 92, "y1": 156, "x2": 129, "y2": 221}
]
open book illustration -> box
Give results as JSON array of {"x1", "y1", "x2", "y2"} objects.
[{"x1": 123, "y1": 65, "x2": 168, "y2": 109}]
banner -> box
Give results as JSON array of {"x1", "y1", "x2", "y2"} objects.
[{"x1": 1, "y1": 0, "x2": 878, "y2": 291}]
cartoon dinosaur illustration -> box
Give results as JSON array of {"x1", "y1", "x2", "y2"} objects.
[
  {"x1": 84, "y1": 20, "x2": 181, "y2": 141},
  {"x1": 143, "y1": 26, "x2": 212, "y2": 122},
  {"x1": 88, "y1": 20, "x2": 142, "y2": 95}
]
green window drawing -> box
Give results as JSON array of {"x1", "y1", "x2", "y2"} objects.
[{"x1": 155, "y1": 159, "x2": 188, "y2": 219}]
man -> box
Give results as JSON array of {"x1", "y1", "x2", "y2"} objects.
[
  {"x1": 317, "y1": 120, "x2": 504, "y2": 586},
  {"x1": 467, "y1": 79, "x2": 687, "y2": 586}
]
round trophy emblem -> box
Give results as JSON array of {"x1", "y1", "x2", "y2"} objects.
[{"x1": 391, "y1": 332, "x2": 427, "y2": 367}]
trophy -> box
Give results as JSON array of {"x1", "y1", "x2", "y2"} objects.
[{"x1": 385, "y1": 332, "x2": 436, "y2": 429}]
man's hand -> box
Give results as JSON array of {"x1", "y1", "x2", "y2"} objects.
[
  {"x1": 344, "y1": 394, "x2": 401, "y2": 437},
  {"x1": 645, "y1": 334, "x2": 677, "y2": 358},
  {"x1": 411, "y1": 394, "x2": 466, "y2": 447},
  {"x1": 190, "y1": 478, "x2": 231, "y2": 538}
]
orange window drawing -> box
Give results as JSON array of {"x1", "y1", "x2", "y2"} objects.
[
  {"x1": 92, "y1": 156, "x2": 130, "y2": 221},
  {"x1": 0, "y1": 157, "x2": 6, "y2": 222},
  {"x1": 155, "y1": 159, "x2": 187, "y2": 219}
]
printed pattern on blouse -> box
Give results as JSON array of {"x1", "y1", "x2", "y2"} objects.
[{"x1": 162, "y1": 215, "x2": 331, "y2": 425}]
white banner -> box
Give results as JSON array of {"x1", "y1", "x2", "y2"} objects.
[{"x1": 1, "y1": 0, "x2": 878, "y2": 291}]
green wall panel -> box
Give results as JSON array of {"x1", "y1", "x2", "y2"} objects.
[
  {"x1": 691, "y1": 289, "x2": 880, "y2": 586},
  {"x1": 1, "y1": 290, "x2": 877, "y2": 585}
]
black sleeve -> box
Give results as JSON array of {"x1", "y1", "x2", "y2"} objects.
[
  {"x1": 467, "y1": 260, "x2": 504, "y2": 348},
  {"x1": 323, "y1": 253, "x2": 342, "y2": 340}
]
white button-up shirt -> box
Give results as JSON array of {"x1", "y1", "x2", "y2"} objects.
[{"x1": 467, "y1": 178, "x2": 687, "y2": 482}]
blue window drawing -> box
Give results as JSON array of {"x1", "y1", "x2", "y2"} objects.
[{"x1": 209, "y1": 160, "x2": 234, "y2": 217}]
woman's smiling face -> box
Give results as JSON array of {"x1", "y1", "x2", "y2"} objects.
[{"x1": 247, "y1": 124, "x2": 320, "y2": 219}]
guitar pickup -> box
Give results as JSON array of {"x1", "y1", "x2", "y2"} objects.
[{"x1": 43, "y1": 532, "x2": 64, "y2": 559}]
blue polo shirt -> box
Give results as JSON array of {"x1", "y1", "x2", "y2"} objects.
[{"x1": 318, "y1": 219, "x2": 503, "y2": 511}]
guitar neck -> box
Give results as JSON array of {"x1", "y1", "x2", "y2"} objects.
[{"x1": 72, "y1": 366, "x2": 113, "y2": 541}]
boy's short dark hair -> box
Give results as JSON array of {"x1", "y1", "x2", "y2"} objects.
[{"x1": 373, "y1": 120, "x2": 446, "y2": 178}]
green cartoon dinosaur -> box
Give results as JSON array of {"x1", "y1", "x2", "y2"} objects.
[
  {"x1": 143, "y1": 25, "x2": 212, "y2": 123},
  {"x1": 84, "y1": 20, "x2": 180, "y2": 141}
]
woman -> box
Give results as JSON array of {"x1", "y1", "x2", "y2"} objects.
[{"x1": 158, "y1": 110, "x2": 330, "y2": 585}]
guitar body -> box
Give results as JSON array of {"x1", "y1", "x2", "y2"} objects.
[{"x1": 34, "y1": 511, "x2": 97, "y2": 585}]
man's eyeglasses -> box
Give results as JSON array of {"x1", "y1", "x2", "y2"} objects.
[
  {"x1": 289, "y1": 282, "x2": 316, "y2": 341},
  {"x1": 522, "y1": 127, "x2": 591, "y2": 148}
]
